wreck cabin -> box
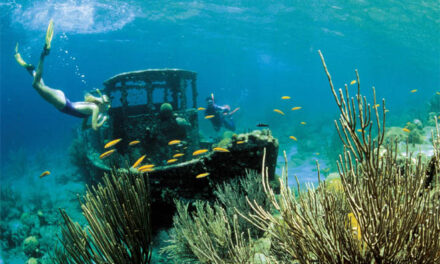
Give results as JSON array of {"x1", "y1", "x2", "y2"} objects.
[
  {"x1": 102, "y1": 69, "x2": 199, "y2": 145},
  {"x1": 103, "y1": 69, "x2": 197, "y2": 114}
]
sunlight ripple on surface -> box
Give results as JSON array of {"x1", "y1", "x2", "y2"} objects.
[{"x1": 11, "y1": 0, "x2": 137, "y2": 33}]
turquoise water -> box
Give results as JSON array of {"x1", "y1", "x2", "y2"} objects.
[{"x1": 1, "y1": 1, "x2": 439, "y2": 262}]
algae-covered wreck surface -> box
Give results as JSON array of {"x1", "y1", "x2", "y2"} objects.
[{"x1": 73, "y1": 68, "x2": 279, "y2": 226}]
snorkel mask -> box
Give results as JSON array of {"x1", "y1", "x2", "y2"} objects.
[{"x1": 206, "y1": 93, "x2": 215, "y2": 106}]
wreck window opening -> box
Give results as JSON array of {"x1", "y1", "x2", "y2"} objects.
[
  {"x1": 126, "y1": 89, "x2": 147, "y2": 106},
  {"x1": 110, "y1": 90, "x2": 123, "y2": 108},
  {"x1": 152, "y1": 88, "x2": 171, "y2": 111}
]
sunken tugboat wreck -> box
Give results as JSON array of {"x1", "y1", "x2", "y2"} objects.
[{"x1": 74, "y1": 69, "x2": 279, "y2": 227}]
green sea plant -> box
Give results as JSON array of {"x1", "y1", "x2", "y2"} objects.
[
  {"x1": 53, "y1": 171, "x2": 152, "y2": 264},
  {"x1": 164, "y1": 200, "x2": 256, "y2": 263},
  {"x1": 242, "y1": 51, "x2": 440, "y2": 263},
  {"x1": 159, "y1": 103, "x2": 173, "y2": 120},
  {"x1": 163, "y1": 170, "x2": 273, "y2": 263},
  {"x1": 214, "y1": 170, "x2": 273, "y2": 239}
]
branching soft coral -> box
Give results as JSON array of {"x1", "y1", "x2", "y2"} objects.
[
  {"x1": 53, "y1": 171, "x2": 152, "y2": 264},
  {"x1": 243, "y1": 51, "x2": 440, "y2": 263}
]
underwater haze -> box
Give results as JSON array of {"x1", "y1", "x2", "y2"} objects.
[
  {"x1": 1, "y1": 0, "x2": 439, "y2": 160},
  {"x1": 0, "y1": 0, "x2": 439, "y2": 263}
]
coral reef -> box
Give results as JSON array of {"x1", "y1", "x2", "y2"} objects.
[
  {"x1": 23, "y1": 236, "x2": 40, "y2": 257},
  {"x1": 1, "y1": 184, "x2": 61, "y2": 263}
]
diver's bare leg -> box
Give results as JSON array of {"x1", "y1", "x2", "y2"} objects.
[{"x1": 32, "y1": 48, "x2": 66, "y2": 109}]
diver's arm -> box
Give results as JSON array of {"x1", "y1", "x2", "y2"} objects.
[
  {"x1": 228, "y1": 107, "x2": 240, "y2": 115},
  {"x1": 96, "y1": 115, "x2": 108, "y2": 128}
]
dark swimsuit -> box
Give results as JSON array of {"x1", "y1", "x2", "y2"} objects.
[{"x1": 59, "y1": 98, "x2": 89, "y2": 118}]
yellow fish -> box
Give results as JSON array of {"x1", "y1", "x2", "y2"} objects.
[
  {"x1": 213, "y1": 147, "x2": 229, "y2": 152},
  {"x1": 236, "y1": 140, "x2": 245, "y2": 144},
  {"x1": 132, "y1": 155, "x2": 146, "y2": 168},
  {"x1": 39, "y1": 170, "x2": 50, "y2": 178},
  {"x1": 193, "y1": 149, "x2": 208, "y2": 156},
  {"x1": 197, "y1": 107, "x2": 206, "y2": 111},
  {"x1": 300, "y1": 121, "x2": 306, "y2": 125},
  {"x1": 196, "y1": 172, "x2": 210, "y2": 179},
  {"x1": 357, "y1": 129, "x2": 362, "y2": 132},
  {"x1": 403, "y1": 128, "x2": 411, "y2": 133},
  {"x1": 138, "y1": 164, "x2": 155, "y2": 171},
  {"x1": 347, "y1": 213, "x2": 362, "y2": 241},
  {"x1": 99, "y1": 149, "x2": 116, "y2": 159},
  {"x1": 289, "y1": 136, "x2": 297, "y2": 141},
  {"x1": 281, "y1": 96, "x2": 291, "y2": 100},
  {"x1": 373, "y1": 104, "x2": 380, "y2": 108},
  {"x1": 104, "y1": 138, "x2": 122, "y2": 149},
  {"x1": 350, "y1": 80, "x2": 356, "y2": 85},
  {"x1": 291, "y1": 106, "x2": 302, "y2": 111},
  {"x1": 273, "y1": 109, "x2": 285, "y2": 115},
  {"x1": 205, "y1": 115, "x2": 215, "y2": 119},
  {"x1": 410, "y1": 89, "x2": 417, "y2": 93},
  {"x1": 140, "y1": 168, "x2": 154, "y2": 173},
  {"x1": 128, "y1": 140, "x2": 140, "y2": 146},
  {"x1": 173, "y1": 153, "x2": 184, "y2": 158},
  {"x1": 167, "y1": 159, "x2": 178, "y2": 164},
  {"x1": 168, "y1": 140, "x2": 181, "y2": 145},
  {"x1": 315, "y1": 152, "x2": 320, "y2": 155}
]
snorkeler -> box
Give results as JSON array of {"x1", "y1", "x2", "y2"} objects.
[
  {"x1": 205, "y1": 93, "x2": 239, "y2": 131},
  {"x1": 14, "y1": 20, "x2": 109, "y2": 131}
]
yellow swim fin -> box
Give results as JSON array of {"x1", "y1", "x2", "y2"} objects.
[
  {"x1": 14, "y1": 43, "x2": 28, "y2": 67},
  {"x1": 45, "y1": 19, "x2": 54, "y2": 50}
]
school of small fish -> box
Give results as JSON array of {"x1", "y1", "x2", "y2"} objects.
[
  {"x1": 94, "y1": 84, "x2": 407, "y2": 182},
  {"x1": 168, "y1": 140, "x2": 181, "y2": 145},
  {"x1": 193, "y1": 149, "x2": 208, "y2": 156},
  {"x1": 100, "y1": 149, "x2": 116, "y2": 159},
  {"x1": 196, "y1": 172, "x2": 210, "y2": 179},
  {"x1": 273, "y1": 109, "x2": 285, "y2": 115},
  {"x1": 167, "y1": 159, "x2": 178, "y2": 164},
  {"x1": 138, "y1": 164, "x2": 155, "y2": 171},
  {"x1": 129, "y1": 140, "x2": 140, "y2": 146},
  {"x1": 213, "y1": 147, "x2": 230, "y2": 152},
  {"x1": 104, "y1": 138, "x2": 122, "y2": 149},
  {"x1": 39, "y1": 170, "x2": 50, "y2": 178},
  {"x1": 132, "y1": 155, "x2": 146, "y2": 168}
]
